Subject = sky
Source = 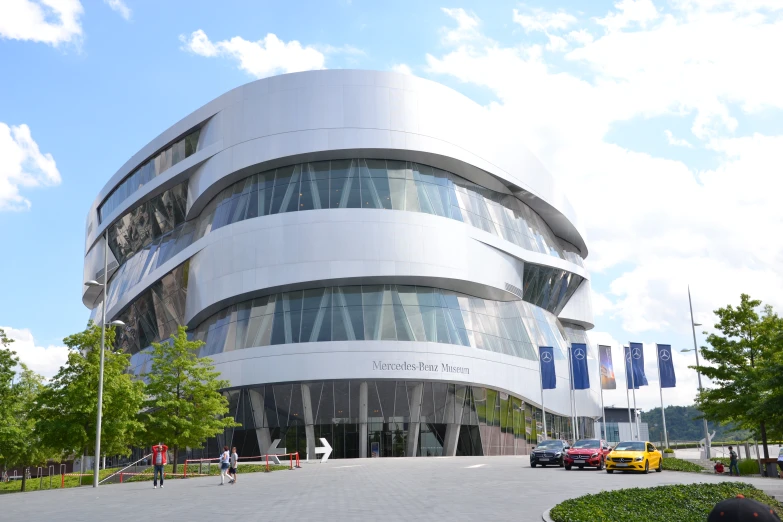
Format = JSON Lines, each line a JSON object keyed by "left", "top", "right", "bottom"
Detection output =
{"left": 1, "top": 0, "right": 782, "bottom": 411}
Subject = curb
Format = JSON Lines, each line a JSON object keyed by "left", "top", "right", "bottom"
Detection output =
{"left": 542, "top": 506, "right": 556, "bottom": 522}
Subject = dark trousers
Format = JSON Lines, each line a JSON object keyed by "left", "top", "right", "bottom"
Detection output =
{"left": 154, "top": 465, "right": 164, "bottom": 485}
{"left": 729, "top": 461, "right": 740, "bottom": 476}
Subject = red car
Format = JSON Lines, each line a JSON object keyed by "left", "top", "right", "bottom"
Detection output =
{"left": 564, "top": 439, "right": 611, "bottom": 470}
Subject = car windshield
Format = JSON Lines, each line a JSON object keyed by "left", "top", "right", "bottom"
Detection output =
{"left": 614, "top": 442, "right": 645, "bottom": 451}
{"left": 572, "top": 439, "right": 600, "bottom": 449}
{"left": 536, "top": 441, "right": 563, "bottom": 449}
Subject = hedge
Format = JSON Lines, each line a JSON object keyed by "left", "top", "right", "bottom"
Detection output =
{"left": 660, "top": 458, "right": 705, "bottom": 473}
{"left": 549, "top": 482, "right": 783, "bottom": 522}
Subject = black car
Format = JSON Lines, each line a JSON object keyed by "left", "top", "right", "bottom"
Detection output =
{"left": 530, "top": 439, "right": 570, "bottom": 467}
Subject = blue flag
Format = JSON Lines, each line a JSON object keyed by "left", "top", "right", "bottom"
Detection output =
{"left": 629, "top": 342, "right": 649, "bottom": 387}
{"left": 657, "top": 344, "right": 676, "bottom": 388}
{"left": 624, "top": 346, "right": 640, "bottom": 389}
{"left": 570, "top": 343, "right": 590, "bottom": 390}
{"left": 539, "top": 346, "right": 556, "bottom": 389}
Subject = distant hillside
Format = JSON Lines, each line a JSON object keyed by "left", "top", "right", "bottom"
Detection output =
{"left": 641, "top": 405, "right": 750, "bottom": 442}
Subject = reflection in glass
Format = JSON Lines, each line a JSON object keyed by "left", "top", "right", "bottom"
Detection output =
{"left": 190, "top": 284, "right": 584, "bottom": 362}
{"left": 99, "top": 128, "right": 200, "bottom": 221}
{"left": 102, "top": 159, "right": 586, "bottom": 307}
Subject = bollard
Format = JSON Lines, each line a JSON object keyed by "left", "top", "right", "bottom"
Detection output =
{"left": 295, "top": 452, "right": 301, "bottom": 468}
{"left": 289, "top": 453, "right": 293, "bottom": 470}
{"left": 120, "top": 473, "right": 123, "bottom": 484}
{"left": 266, "top": 454, "right": 269, "bottom": 472}
{"left": 61, "top": 473, "right": 64, "bottom": 489}
{"left": 183, "top": 461, "right": 188, "bottom": 479}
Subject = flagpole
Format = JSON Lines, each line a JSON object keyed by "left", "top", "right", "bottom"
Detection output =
{"left": 630, "top": 349, "right": 640, "bottom": 440}
{"left": 598, "top": 348, "right": 607, "bottom": 441}
{"left": 624, "top": 347, "right": 635, "bottom": 440}
{"left": 568, "top": 345, "right": 576, "bottom": 441}
{"left": 656, "top": 345, "right": 669, "bottom": 448}
{"left": 572, "top": 346, "right": 580, "bottom": 440}
{"left": 539, "top": 352, "right": 548, "bottom": 441}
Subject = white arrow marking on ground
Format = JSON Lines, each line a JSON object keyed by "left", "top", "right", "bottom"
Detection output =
{"left": 465, "top": 464, "right": 486, "bottom": 468}
{"left": 315, "top": 438, "right": 332, "bottom": 463}
{"left": 267, "top": 439, "right": 287, "bottom": 455}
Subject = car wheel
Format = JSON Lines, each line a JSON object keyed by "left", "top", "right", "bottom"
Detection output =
{"left": 656, "top": 459, "right": 663, "bottom": 473}
{"left": 564, "top": 465, "right": 572, "bottom": 470}
{"left": 559, "top": 458, "right": 565, "bottom": 467}
{"left": 531, "top": 463, "right": 536, "bottom": 468}
{"left": 597, "top": 459, "right": 604, "bottom": 471}
{"left": 644, "top": 460, "right": 649, "bottom": 474}
{"left": 606, "top": 469, "right": 613, "bottom": 474}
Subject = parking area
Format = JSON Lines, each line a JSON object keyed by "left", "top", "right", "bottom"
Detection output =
{"left": 2, "top": 456, "right": 782, "bottom": 522}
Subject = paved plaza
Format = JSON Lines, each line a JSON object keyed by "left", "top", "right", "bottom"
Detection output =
{"left": 2, "top": 457, "right": 782, "bottom": 521}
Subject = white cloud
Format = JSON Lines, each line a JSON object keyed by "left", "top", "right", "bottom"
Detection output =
{"left": 513, "top": 8, "right": 578, "bottom": 32}
{"left": 1, "top": 326, "right": 69, "bottom": 379}
{"left": 545, "top": 34, "right": 569, "bottom": 52}
{"left": 391, "top": 63, "right": 413, "bottom": 75}
{"left": 596, "top": 0, "right": 660, "bottom": 32}
{"left": 664, "top": 129, "right": 693, "bottom": 147}
{"left": 0, "top": 123, "right": 62, "bottom": 211}
{"left": 103, "top": 0, "right": 130, "bottom": 21}
{"left": 180, "top": 29, "right": 326, "bottom": 78}
{"left": 0, "top": 0, "right": 83, "bottom": 46}
{"left": 426, "top": 3, "right": 783, "bottom": 338}
{"left": 567, "top": 29, "right": 594, "bottom": 45}
{"left": 440, "top": 7, "right": 483, "bottom": 45}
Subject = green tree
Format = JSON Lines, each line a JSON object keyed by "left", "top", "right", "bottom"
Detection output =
{"left": 35, "top": 322, "right": 145, "bottom": 473}
{"left": 0, "top": 365, "right": 53, "bottom": 491}
{"left": 142, "top": 326, "right": 239, "bottom": 473}
{"left": 694, "top": 294, "right": 776, "bottom": 458}
{"left": 751, "top": 307, "right": 783, "bottom": 444}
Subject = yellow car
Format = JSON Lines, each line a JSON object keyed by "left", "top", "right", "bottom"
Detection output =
{"left": 605, "top": 440, "right": 663, "bottom": 474}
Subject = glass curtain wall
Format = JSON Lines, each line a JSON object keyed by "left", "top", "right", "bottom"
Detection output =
{"left": 190, "top": 284, "right": 581, "bottom": 364}
{"left": 99, "top": 129, "right": 200, "bottom": 221}
{"left": 209, "top": 380, "right": 587, "bottom": 460}
{"left": 100, "top": 159, "right": 586, "bottom": 311}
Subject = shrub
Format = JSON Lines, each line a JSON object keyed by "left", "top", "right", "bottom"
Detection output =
{"left": 661, "top": 458, "right": 704, "bottom": 473}
{"left": 549, "top": 482, "right": 783, "bottom": 522}
{"left": 663, "top": 448, "right": 674, "bottom": 454}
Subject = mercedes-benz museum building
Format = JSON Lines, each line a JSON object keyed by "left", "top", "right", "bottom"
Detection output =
{"left": 83, "top": 70, "right": 600, "bottom": 460}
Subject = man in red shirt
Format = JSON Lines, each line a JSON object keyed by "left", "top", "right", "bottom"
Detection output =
{"left": 151, "top": 443, "right": 168, "bottom": 489}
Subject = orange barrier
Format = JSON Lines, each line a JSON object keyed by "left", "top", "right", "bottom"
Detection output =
{"left": 183, "top": 453, "right": 302, "bottom": 477}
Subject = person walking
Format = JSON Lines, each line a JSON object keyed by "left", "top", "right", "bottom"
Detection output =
{"left": 219, "top": 446, "right": 230, "bottom": 485}
{"left": 728, "top": 445, "right": 740, "bottom": 476}
{"left": 228, "top": 447, "right": 238, "bottom": 485}
{"left": 151, "top": 442, "right": 168, "bottom": 489}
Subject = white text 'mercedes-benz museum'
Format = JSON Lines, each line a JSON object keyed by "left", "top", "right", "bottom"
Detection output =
{"left": 83, "top": 70, "right": 601, "bottom": 459}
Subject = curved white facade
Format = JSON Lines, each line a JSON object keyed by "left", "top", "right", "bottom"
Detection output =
{"left": 84, "top": 70, "right": 600, "bottom": 459}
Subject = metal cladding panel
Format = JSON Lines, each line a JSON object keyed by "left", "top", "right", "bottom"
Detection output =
{"left": 209, "top": 341, "right": 602, "bottom": 419}
{"left": 87, "top": 70, "right": 587, "bottom": 258}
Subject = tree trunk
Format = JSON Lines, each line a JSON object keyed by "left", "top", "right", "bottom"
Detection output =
{"left": 21, "top": 470, "right": 26, "bottom": 492}
{"left": 761, "top": 420, "right": 770, "bottom": 459}
{"left": 172, "top": 446, "right": 178, "bottom": 474}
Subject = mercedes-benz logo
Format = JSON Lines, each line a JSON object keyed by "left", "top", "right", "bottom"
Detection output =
{"left": 574, "top": 348, "right": 586, "bottom": 360}
{"left": 625, "top": 350, "right": 631, "bottom": 362}
{"left": 541, "top": 352, "right": 553, "bottom": 363}
{"left": 660, "top": 349, "right": 671, "bottom": 361}
{"left": 632, "top": 347, "right": 642, "bottom": 360}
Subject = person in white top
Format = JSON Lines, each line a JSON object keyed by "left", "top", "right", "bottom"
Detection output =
{"left": 219, "top": 446, "right": 230, "bottom": 485}
{"left": 777, "top": 447, "right": 783, "bottom": 478}
{"left": 228, "top": 447, "right": 238, "bottom": 485}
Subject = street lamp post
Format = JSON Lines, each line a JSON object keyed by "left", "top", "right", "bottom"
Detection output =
{"left": 85, "top": 231, "right": 125, "bottom": 488}
{"left": 685, "top": 286, "right": 711, "bottom": 459}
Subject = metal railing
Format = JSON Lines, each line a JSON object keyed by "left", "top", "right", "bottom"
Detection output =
{"left": 98, "top": 453, "right": 152, "bottom": 485}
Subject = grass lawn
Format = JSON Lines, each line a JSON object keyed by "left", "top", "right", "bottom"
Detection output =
{"left": 0, "top": 462, "right": 289, "bottom": 494}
